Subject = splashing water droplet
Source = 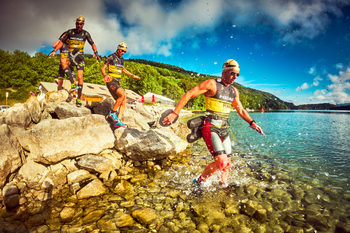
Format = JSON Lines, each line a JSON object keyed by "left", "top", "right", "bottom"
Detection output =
{"left": 232, "top": 25, "right": 236, "bottom": 27}
{"left": 214, "top": 61, "right": 217, "bottom": 65}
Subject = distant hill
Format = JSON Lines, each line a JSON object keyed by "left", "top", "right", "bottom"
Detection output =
{"left": 0, "top": 50, "right": 344, "bottom": 110}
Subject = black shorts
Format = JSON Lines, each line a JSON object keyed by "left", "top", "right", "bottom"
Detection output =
{"left": 58, "top": 63, "right": 75, "bottom": 79}
{"left": 68, "top": 51, "right": 85, "bottom": 71}
{"left": 106, "top": 78, "right": 122, "bottom": 100}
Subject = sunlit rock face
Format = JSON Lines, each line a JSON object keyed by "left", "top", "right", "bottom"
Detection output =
{"left": 29, "top": 114, "right": 115, "bottom": 164}
{"left": 114, "top": 127, "right": 188, "bottom": 161}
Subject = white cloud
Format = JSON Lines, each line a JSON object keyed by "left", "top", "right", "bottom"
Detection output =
{"left": 311, "top": 65, "right": 350, "bottom": 104}
{"left": 309, "top": 66, "right": 316, "bottom": 75}
{"left": 336, "top": 63, "right": 343, "bottom": 70}
{"left": 313, "top": 76, "right": 322, "bottom": 86}
{"left": 296, "top": 82, "right": 309, "bottom": 91}
{"left": 1, "top": 0, "right": 349, "bottom": 57}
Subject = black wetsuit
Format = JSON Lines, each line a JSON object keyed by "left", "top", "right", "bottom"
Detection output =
{"left": 104, "top": 53, "right": 124, "bottom": 100}
{"left": 60, "top": 29, "right": 95, "bottom": 71}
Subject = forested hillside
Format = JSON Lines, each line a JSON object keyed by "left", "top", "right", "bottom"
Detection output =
{"left": 0, "top": 49, "right": 289, "bottom": 110}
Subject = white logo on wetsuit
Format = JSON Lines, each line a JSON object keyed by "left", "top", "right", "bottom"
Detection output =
{"left": 219, "top": 95, "right": 234, "bottom": 101}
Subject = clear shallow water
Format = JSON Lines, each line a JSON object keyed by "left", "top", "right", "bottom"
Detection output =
{"left": 228, "top": 111, "right": 350, "bottom": 192}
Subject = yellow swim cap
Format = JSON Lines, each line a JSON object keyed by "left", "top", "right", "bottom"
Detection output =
{"left": 117, "top": 42, "right": 127, "bottom": 52}
{"left": 222, "top": 59, "right": 240, "bottom": 73}
{"left": 76, "top": 16, "right": 85, "bottom": 24}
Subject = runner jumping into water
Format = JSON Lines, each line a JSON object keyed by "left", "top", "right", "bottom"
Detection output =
{"left": 49, "top": 16, "right": 100, "bottom": 107}
{"left": 162, "top": 59, "right": 264, "bottom": 195}
{"left": 101, "top": 42, "right": 141, "bottom": 127}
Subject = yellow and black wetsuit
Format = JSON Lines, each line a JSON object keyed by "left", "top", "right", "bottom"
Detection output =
{"left": 202, "top": 80, "right": 236, "bottom": 157}
{"left": 60, "top": 29, "right": 95, "bottom": 71}
{"left": 104, "top": 53, "right": 124, "bottom": 100}
{"left": 57, "top": 31, "right": 72, "bottom": 79}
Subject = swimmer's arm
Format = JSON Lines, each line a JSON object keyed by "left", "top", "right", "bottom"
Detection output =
{"left": 122, "top": 67, "right": 141, "bottom": 80}
{"left": 101, "top": 64, "right": 111, "bottom": 82}
{"left": 232, "top": 87, "right": 264, "bottom": 135}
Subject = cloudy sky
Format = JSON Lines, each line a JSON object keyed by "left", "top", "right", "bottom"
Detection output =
{"left": 1, "top": 0, "right": 350, "bottom": 105}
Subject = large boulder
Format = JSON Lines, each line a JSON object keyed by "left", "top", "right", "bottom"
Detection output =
{"left": 114, "top": 127, "right": 188, "bottom": 161}
{"left": 93, "top": 98, "right": 114, "bottom": 116}
{"left": 121, "top": 105, "right": 157, "bottom": 131}
{"left": 1, "top": 103, "right": 31, "bottom": 128}
{"left": 8, "top": 126, "right": 32, "bottom": 151}
{"left": 0, "top": 124, "right": 23, "bottom": 188}
{"left": 55, "top": 102, "right": 91, "bottom": 119}
{"left": 24, "top": 96, "right": 42, "bottom": 123}
{"left": 77, "top": 155, "right": 114, "bottom": 173}
{"left": 17, "top": 160, "right": 49, "bottom": 189}
{"left": 29, "top": 114, "right": 115, "bottom": 164}
{"left": 76, "top": 179, "right": 108, "bottom": 199}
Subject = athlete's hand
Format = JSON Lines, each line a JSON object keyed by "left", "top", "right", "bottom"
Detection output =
{"left": 162, "top": 112, "right": 177, "bottom": 125}
{"left": 250, "top": 123, "right": 265, "bottom": 135}
{"left": 48, "top": 50, "right": 56, "bottom": 58}
{"left": 103, "top": 75, "right": 112, "bottom": 82}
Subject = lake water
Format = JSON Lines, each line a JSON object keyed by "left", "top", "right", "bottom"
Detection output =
{"left": 228, "top": 111, "right": 350, "bottom": 193}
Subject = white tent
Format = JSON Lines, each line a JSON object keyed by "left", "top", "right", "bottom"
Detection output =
{"left": 139, "top": 92, "right": 175, "bottom": 106}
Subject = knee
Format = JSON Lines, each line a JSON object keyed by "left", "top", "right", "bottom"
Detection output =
{"left": 61, "top": 58, "right": 69, "bottom": 66}
{"left": 215, "top": 158, "right": 230, "bottom": 170}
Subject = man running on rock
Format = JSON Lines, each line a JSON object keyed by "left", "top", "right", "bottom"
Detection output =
{"left": 101, "top": 42, "right": 141, "bottom": 127}
{"left": 51, "top": 32, "right": 77, "bottom": 91}
{"left": 162, "top": 59, "right": 264, "bottom": 194}
{"left": 49, "top": 16, "right": 100, "bottom": 107}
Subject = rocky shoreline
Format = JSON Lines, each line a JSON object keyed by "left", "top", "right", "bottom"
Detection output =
{"left": 1, "top": 91, "right": 350, "bottom": 233}
{"left": 0, "top": 90, "right": 194, "bottom": 232}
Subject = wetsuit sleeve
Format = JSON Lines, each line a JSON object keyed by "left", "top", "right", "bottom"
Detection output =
{"left": 86, "top": 32, "right": 95, "bottom": 46}
{"left": 104, "top": 55, "right": 112, "bottom": 65}
{"left": 60, "top": 30, "right": 70, "bottom": 42}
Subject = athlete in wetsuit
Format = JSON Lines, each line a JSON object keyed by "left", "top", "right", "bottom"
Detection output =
{"left": 162, "top": 59, "right": 264, "bottom": 193}
{"left": 51, "top": 32, "right": 77, "bottom": 91}
{"left": 49, "top": 16, "right": 100, "bottom": 107}
{"left": 101, "top": 42, "right": 141, "bottom": 127}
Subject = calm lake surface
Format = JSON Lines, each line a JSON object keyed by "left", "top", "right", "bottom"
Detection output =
{"left": 227, "top": 111, "right": 350, "bottom": 193}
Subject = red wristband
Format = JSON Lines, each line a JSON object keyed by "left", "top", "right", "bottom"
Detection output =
{"left": 171, "top": 110, "right": 178, "bottom": 116}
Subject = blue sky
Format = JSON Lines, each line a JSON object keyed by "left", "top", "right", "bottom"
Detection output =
{"left": 1, "top": 0, "right": 350, "bottom": 105}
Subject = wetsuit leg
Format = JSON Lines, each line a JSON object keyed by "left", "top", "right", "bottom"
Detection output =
{"left": 202, "top": 120, "right": 226, "bottom": 156}
{"left": 64, "top": 66, "right": 75, "bottom": 84}
{"left": 77, "top": 84, "right": 83, "bottom": 100}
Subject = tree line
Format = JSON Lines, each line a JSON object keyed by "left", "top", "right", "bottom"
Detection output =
{"left": 0, "top": 49, "right": 289, "bottom": 110}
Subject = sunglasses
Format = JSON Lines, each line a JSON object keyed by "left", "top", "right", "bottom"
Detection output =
{"left": 76, "top": 22, "right": 84, "bottom": 25}
{"left": 230, "top": 71, "right": 239, "bottom": 76}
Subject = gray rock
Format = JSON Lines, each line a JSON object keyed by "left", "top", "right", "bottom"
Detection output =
{"left": 60, "top": 207, "right": 75, "bottom": 222}
{"left": 120, "top": 104, "right": 160, "bottom": 130}
{"left": 67, "top": 170, "right": 92, "bottom": 185}
{"left": 45, "top": 90, "right": 69, "bottom": 103}
{"left": 4, "top": 194, "right": 19, "bottom": 209}
{"left": 2, "top": 184, "right": 19, "bottom": 197}
{"left": 93, "top": 98, "right": 114, "bottom": 116}
{"left": 132, "top": 208, "right": 158, "bottom": 225}
{"left": 40, "top": 110, "right": 52, "bottom": 121}
{"left": 113, "top": 212, "right": 134, "bottom": 227}
{"left": 0, "top": 124, "right": 23, "bottom": 188}
{"left": 18, "top": 160, "right": 48, "bottom": 188}
{"left": 114, "top": 127, "right": 188, "bottom": 161}
{"left": 8, "top": 126, "right": 32, "bottom": 151}
{"left": 77, "top": 155, "right": 114, "bottom": 173}
{"left": 29, "top": 114, "right": 115, "bottom": 164}
{"left": 25, "top": 96, "right": 42, "bottom": 123}
{"left": 82, "top": 209, "right": 105, "bottom": 224}
{"left": 76, "top": 179, "right": 107, "bottom": 199}
{"left": 55, "top": 102, "right": 91, "bottom": 119}
{"left": 1, "top": 103, "right": 31, "bottom": 128}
